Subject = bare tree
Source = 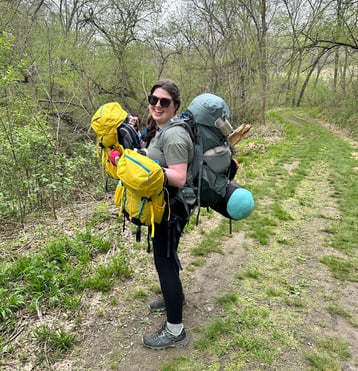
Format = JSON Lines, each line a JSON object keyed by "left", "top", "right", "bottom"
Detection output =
{"left": 235, "top": 0, "right": 272, "bottom": 124}
{"left": 82, "top": 0, "right": 159, "bottom": 106}
{"left": 279, "top": 0, "right": 357, "bottom": 106}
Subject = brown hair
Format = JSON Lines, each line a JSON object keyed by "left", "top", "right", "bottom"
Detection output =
{"left": 144, "top": 79, "right": 181, "bottom": 144}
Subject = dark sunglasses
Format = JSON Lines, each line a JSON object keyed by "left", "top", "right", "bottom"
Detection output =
{"left": 148, "top": 95, "right": 172, "bottom": 108}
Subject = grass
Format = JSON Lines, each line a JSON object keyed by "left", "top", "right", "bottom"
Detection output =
{"left": 0, "top": 232, "right": 130, "bottom": 310}
{"left": 33, "top": 324, "right": 76, "bottom": 351}
{"left": 320, "top": 255, "right": 358, "bottom": 282}
{"left": 327, "top": 303, "right": 358, "bottom": 327}
{"left": 306, "top": 337, "right": 351, "bottom": 370}
{"left": 0, "top": 205, "right": 133, "bottom": 354}
{"left": 194, "top": 303, "right": 284, "bottom": 365}
{"left": 1, "top": 110, "right": 357, "bottom": 369}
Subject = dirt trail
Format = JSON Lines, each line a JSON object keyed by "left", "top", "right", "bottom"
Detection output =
{"left": 54, "top": 213, "right": 251, "bottom": 370}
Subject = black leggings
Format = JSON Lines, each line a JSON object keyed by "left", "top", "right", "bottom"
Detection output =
{"left": 152, "top": 204, "right": 187, "bottom": 324}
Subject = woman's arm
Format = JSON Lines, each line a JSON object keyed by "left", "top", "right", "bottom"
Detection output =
{"left": 164, "top": 162, "right": 188, "bottom": 188}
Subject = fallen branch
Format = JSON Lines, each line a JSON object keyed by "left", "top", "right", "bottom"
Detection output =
{"left": 228, "top": 123, "right": 252, "bottom": 146}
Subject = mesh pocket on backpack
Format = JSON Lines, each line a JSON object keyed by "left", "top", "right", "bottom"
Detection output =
{"left": 202, "top": 145, "right": 231, "bottom": 173}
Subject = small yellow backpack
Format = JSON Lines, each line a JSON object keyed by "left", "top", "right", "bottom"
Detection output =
{"left": 91, "top": 102, "right": 141, "bottom": 179}
{"left": 114, "top": 149, "right": 168, "bottom": 238}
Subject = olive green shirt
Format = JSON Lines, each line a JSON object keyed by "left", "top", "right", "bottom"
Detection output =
{"left": 147, "top": 124, "right": 194, "bottom": 184}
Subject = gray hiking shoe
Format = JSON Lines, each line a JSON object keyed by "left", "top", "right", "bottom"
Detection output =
{"left": 142, "top": 324, "right": 188, "bottom": 350}
{"left": 149, "top": 296, "right": 186, "bottom": 313}
{"left": 149, "top": 297, "right": 166, "bottom": 312}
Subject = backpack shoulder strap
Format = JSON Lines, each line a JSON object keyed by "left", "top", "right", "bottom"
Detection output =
{"left": 157, "top": 117, "right": 196, "bottom": 185}
{"left": 157, "top": 117, "right": 195, "bottom": 150}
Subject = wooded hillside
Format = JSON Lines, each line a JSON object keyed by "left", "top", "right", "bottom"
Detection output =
{"left": 1, "top": 0, "right": 357, "bottom": 223}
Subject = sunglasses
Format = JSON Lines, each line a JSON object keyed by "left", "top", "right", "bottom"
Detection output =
{"left": 148, "top": 95, "right": 172, "bottom": 108}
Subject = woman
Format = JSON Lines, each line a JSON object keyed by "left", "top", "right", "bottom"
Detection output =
{"left": 141, "top": 79, "right": 194, "bottom": 349}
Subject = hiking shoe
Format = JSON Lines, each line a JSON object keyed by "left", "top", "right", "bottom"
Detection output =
{"left": 142, "top": 324, "right": 188, "bottom": 350}
{"left": 149, "top": 297, "right": 166, "bottom": 312}
{"left": 149, "top": 296, "right": 186, "bottom": 313}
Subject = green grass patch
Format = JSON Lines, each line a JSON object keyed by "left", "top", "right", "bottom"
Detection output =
{"left": 88, "top": 202, "right": 113, "bottom": 225}
{"left": 193, "top": 304, "right": 286, "bottom": 366}
{"left": 327, "top": 303, "right": 357, "bottom": 327}
{"left": 306, "top": 336, "right": 350, "bottom": 370}
{"left": 33, "top": 324, "right": 76, "bottom": 351}
{"left": 0, "top": 230, "right": 132, "bottom": 338}
{"left": 217, "top": 292, "right": 239, "bottom": 310}
{"left": 189, "top": 257, "right": 206, "bottom": 268}
{"left": 190, "top": 219, "right": 228, "bottom": 256}
{"left": 236, "top": 268, "right": 262, "bottom": 280}
{"left": 84, "top": 252, "right": 132, "bottom": 291}
{"left": 127, "top": 287, "right": 148, "bottom": 301}
{"left": 320, "top": 255, "right": 358, "bottom": 282}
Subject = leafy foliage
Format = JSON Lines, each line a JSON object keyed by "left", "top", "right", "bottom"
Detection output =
{"left": 0, "top": 229, "right": 132, "bottom": 337}
{"left": 0, "top": 32, "right": 101, "bottom": 223}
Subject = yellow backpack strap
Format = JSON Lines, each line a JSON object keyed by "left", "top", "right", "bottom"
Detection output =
{"left": 149, "top": 203, "right": 155, "bottom": 238}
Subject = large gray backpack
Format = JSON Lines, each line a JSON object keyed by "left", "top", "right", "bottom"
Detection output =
{"left": 186, "top": 93, "right": 233, "bottom": 208}
{"left": 160, "top": 93, "right": 236, "bottom": 218}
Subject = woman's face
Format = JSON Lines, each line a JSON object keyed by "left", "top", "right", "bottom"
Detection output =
{"left": 148, "top": 87, "right": 178, "bottom": 126}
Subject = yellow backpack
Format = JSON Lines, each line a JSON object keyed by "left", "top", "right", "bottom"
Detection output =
{"left": 91, "top": 102, "right": 141, "bottom": 179}
{"left": 114, "top": 149, "right": 168, "bottom": 238}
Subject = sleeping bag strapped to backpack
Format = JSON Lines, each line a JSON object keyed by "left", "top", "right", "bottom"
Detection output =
{"left": 91, "top": 102, "right": 141, "bottom": 179}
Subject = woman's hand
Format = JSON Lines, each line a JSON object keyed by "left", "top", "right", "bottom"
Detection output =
{"left": 134, "top": 148, "right": 148, "bottom": 156}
